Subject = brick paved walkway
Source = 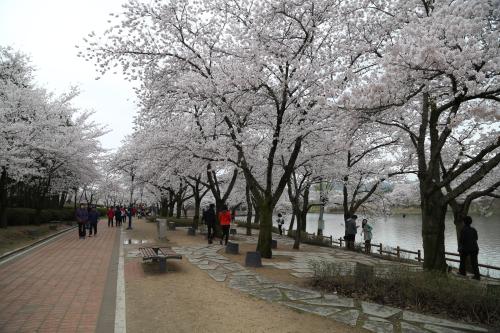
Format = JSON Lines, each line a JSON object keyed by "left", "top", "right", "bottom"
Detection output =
{"left": 0, "top": 222, "right": 119, "bottom": 333}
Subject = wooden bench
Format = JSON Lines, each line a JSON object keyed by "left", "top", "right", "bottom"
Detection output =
{"left": 139, "top": 247, "right": 182, "bottom": 272}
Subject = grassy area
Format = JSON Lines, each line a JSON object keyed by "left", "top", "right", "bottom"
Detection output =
{"left": 0, "top": 223, "right": 72, "bottom": 256}
{"left": 309, "top": 260, "right": 500, "bottom": 327}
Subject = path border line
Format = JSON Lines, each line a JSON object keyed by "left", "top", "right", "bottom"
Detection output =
{"left": 114, "top": 229, "right": 127, "bottom": 333}
{"left": 0, "top": 226, "right": 77, "bottom": 265}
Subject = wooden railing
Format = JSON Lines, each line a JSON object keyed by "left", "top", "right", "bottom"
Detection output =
{"left": 299, "top": 231, "right": 499, "bottom": 273}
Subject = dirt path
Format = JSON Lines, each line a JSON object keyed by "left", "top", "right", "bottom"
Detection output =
{"left": 123, "top": 220, "right": 364, "bottom": 333}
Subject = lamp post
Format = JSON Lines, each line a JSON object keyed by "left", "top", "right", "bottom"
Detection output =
{"left": 127, "top": 170, "right": 135, "bottom": 230}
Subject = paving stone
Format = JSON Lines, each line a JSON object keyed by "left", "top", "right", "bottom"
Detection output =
{"left": 207, "top": 271, "right": 227, "bottom": 282}
{"left": 229, "top": 283, "right": 263, "bottom": 293}
{"left": 187, "top": 258, "right": 203, "bottom": 263}
{"left": 282, "top": 289, "right": 322, "bottom": 301}
{"left": 232, "top": 270, "right": 256, "bottom": 276}
{"left": 186, "top": 254, "right": 205, "bottom": 259}
{"left": 248, "top": 288, "right": 283, "bottom": 302}
{"left": 361, "top": 301, "right": 401, "bottom": 319}
{"left": 423, "top": 324, "right": 467, "bottom": 333}
{"left": 401, "top": 322, "right": 429, "bottom": 333}
{"left": 290, "top": 272, "right": 314, "bottom": 278}
{"left": 210, "top": 258, "right": 232, "bottom": 264}
{"left": 363, "top": 317, "right": 394, "bottom": 333}
{"left": 255, "top": 275, "right": 275, "bottom": 284}
{"left": 329, "top": 309, "right": 360, "bottom": 326}
{"left": 402, "top": 311, "right": 488, "bottom": 332}
{"left": 280, "top": 302, "right": 341, "bottom": 317}
{"left": 276, "top": 283, "right": 316, "bottom": 293}
{"left": 304, "top": 296, "right": 354, "bottom": 308}
{"left": 223, "top": 263, "right": 245, "bottom": 272}
{"left": 292, "top": 268, "right": 314, "bottom": 273}
{"left": 197, "top": 263, "right": 219, "bottom": 270}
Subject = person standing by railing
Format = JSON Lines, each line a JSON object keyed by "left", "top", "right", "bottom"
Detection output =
{"left": 458, "top": 216, "right": 480, "bottom": 280}
{"left": 345, "top": 215, "right": 358, "bottom": 250}
{"left": 361, "top": 219, "right": 372, "bottom": 254}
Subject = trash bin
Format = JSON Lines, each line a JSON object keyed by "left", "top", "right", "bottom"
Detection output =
{"left": 157, "top": 218, "right": 167, "bottom": 241}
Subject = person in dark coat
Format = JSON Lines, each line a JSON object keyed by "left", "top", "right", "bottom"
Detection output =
{"left": 75, "top": 203, "right": 88, "bottom": 239}
{"left": 203, "top": 204, "right": 216, "bottom": 244}
{"left": 115, "top": 206, "right": 121, "bottom": 226}
{"left": 458, "top": 216, "right": 480, "bottom": 280}
{"left": 88, "top": 206, "right": 99, "bottom": 237}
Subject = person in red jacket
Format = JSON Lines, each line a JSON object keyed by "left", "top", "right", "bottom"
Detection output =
{"left": 107, "top": 207, "right": 115, "bottom": 227}
{"left": 218, "top": 205, "right": 231, "bottom": 245}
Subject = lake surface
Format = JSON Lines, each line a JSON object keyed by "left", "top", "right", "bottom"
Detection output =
{"left": 274, "top": 212, "right": 500, "bottom": 277}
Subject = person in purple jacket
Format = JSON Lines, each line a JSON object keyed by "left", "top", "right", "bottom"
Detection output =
{"left": 75, "top": 203, "right": 88, "bottom": 239}
{"left": 88, "top": 206, "right": 99, "bottom": 237}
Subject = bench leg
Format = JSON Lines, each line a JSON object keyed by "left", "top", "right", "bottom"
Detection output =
{"left": 159, "top": 258, "right": 167, "bottom": 273}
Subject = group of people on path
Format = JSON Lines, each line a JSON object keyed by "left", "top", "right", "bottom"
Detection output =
{"left": 201, "top": 204, "right": 232, "bottom": 245}
{"left": 75, "top": 203, "right": 100, "bottom": 239}
{"left": 106, "top": 206, "right": 136, "bottom": 229}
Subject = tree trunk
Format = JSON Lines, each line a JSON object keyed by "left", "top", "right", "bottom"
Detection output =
{"left": 160, "top": 196, "right": 169, "bottom": 217}
{"left": 0, "top": 167, "right": 8, "bottom": 228}
{"left": 287, "top": 213, "right": 295, "bottom": 235}
{"left": 168, "top": 191, "right": 175, "bottom": 217}
{"left": 293, "top": 209, "right": 301, "bottom": 249}
{"left": 193, "top": 196, "right": 201, "bottom": 229}
{"left": 245, "top": 184, "right": 252, "bottom": 236}
{"left": 256, "top": 197, "right": 273, "bottom": 258}
{"left": 176, "top": 198, "right": 182, "bottom": 218}
{"left": 253, "top": 201, "right": 260, "bottom": 225}
{"left": 300, "top": 216, "right": 307, "bottom": 232}
{"left": 421, "top": 187, "right": 448, "bottom": 271}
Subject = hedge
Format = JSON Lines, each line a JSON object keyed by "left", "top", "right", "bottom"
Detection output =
{"left": 5, "top": 207, "right": 106, "bottom": 226}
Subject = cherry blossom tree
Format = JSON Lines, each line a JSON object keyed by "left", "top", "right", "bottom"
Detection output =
{"left": 341, "top": 0, "right": 500, "bottom": 270}
{"left": 82, "top": 0, "right": 372, "bottom": 257}
{"left": 1, "top": 46, "right": 106, "bottom": 227}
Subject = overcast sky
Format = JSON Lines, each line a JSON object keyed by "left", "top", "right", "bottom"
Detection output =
{"left": 0, "top": 0, "right": 138, "bottom": 151}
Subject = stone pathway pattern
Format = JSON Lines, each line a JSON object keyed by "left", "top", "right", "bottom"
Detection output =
{"left": 172, "top": 230, "right": 490, "bottom": 333}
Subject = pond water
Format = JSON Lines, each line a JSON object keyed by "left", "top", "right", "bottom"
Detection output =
{"left": 274, "top": 212, "right": 500, "bottom": 277}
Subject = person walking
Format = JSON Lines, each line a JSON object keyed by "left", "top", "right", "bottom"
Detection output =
{"left": 345, "top": 214, "right": 358, "bottom": 250}
{"left": 114, "top": 206, "right": 121, "bottom": 226}
{"left": 276, "top": 213, "right": 285, "bottom": 236}
{"left": 218, "top": 205, "right": 231, "bottom": 245}
{"left": 361, "top": 218, "right": 373, "bottom": 253}
{"left": 126, "top": 206, "right": 133, "bottom": 230}
{"left": 203, "top": 204, "right": 216, "bottom": 244}
{"left": 88, "top": 206, "right": 99, "bottom": 237}
{"left": 107, "top": 207, "right": 115, "bottom": 227}
{"left": 120, "top": 207, "right": 127, "bottom": 227}
{"left": 458, "top": 216, "right": 480, "bottom": 280}
{"left": 75, "top": 203, "right": 88, "bottom": 239}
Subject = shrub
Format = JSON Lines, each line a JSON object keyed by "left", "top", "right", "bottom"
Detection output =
{"left": 96, "top": 207, "right": 107, "bottom": 217}
{"left": 309, "top": 260, "right": 500, "bottom": 327}
{"left": 166, "top": 217, "right": 195, "bottom": 227}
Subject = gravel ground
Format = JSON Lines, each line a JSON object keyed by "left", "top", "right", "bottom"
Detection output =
{"left": 123, "top": 219, "right": 365, "bottom": 333}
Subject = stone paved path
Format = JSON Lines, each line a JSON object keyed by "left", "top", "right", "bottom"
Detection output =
{"left": 0, "top": 223, "right": 118, "bottom": 333}
{"left": 173, "top": 239, "right": 490, "bottom": 333}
